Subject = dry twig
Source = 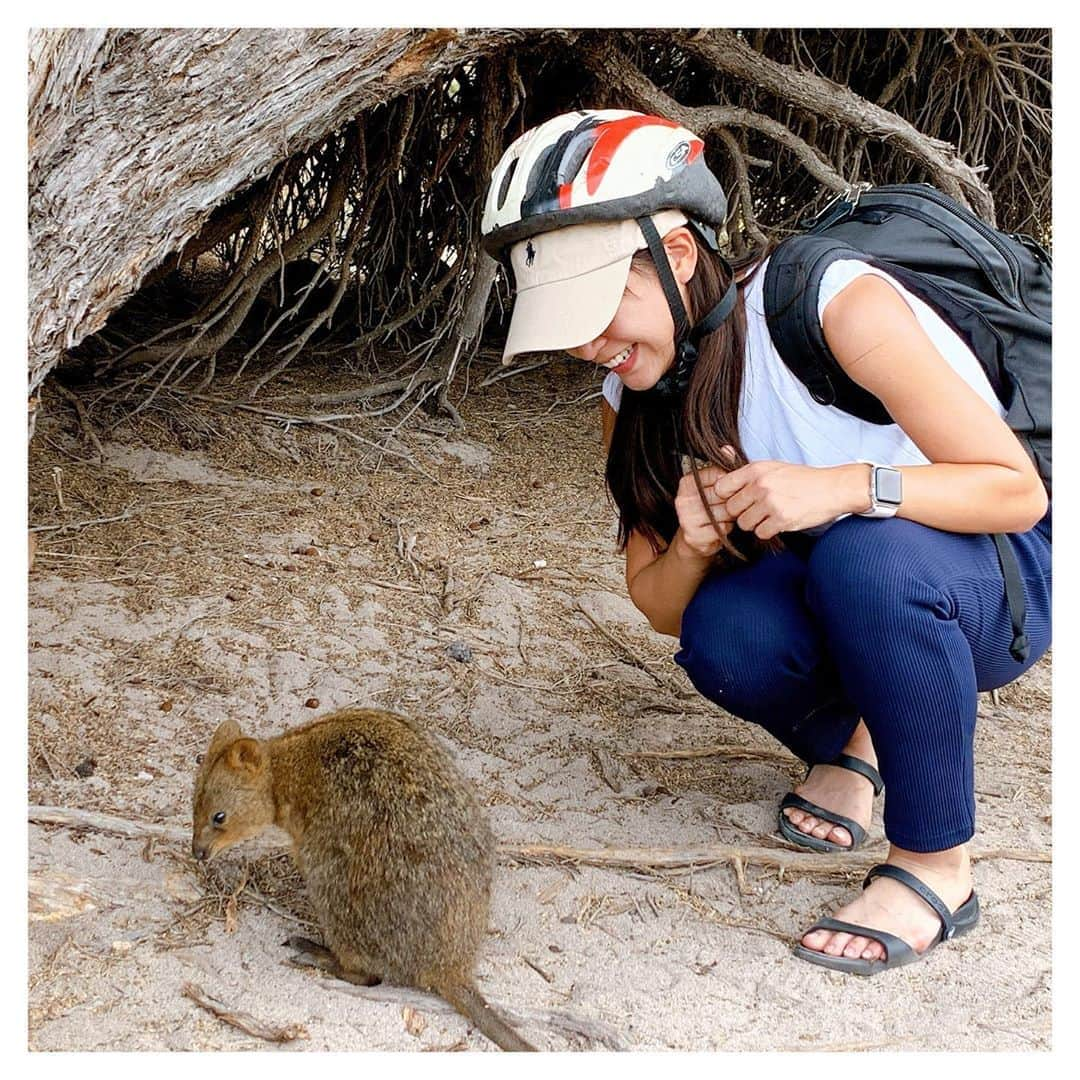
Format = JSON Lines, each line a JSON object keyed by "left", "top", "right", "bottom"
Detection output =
{"left": 182, "top": 981, "right": 309, "bottom": 1043}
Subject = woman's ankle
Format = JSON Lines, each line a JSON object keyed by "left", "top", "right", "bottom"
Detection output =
{"left": 887, "top": 842, "right": 972, "bottom": 883}
{"left": 841, "top": 718, "right": 876, "bottom": 765}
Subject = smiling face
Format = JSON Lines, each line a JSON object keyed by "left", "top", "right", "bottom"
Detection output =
{"left": 565, "top": 226, "right": 698, "bottom": 391}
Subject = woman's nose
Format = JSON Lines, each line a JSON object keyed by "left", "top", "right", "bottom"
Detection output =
{"left": 567, "top": 335, "right": 606, "bottom": 363}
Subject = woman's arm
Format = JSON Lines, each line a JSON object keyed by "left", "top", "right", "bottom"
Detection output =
{"left": 625, "top": 527, "right": 714, "bottom": 638}
{"left": 821, "top": 273, "right": 1047, "bottom": 533}
{"left": 602, "top": 399, "right": 723, "bottom": 637}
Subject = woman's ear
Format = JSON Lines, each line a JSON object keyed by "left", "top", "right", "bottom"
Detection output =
{"left": 663, "top": 227, "right": 699, "bottom": 285}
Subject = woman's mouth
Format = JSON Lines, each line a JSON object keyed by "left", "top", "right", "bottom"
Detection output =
{"left": 602, "top": 345, "right": 637, "bottom": 376}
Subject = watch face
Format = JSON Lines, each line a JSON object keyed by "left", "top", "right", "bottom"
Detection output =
{"left": 875, "top": 467, "right": 903, "bottom": 505}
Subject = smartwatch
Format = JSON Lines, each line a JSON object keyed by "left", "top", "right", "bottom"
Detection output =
{"left": 856, "top": 461, "right": 903, "bottom": 518}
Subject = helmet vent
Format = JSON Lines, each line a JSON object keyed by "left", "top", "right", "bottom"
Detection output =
{"left": 559, "top": 130, "right": 597, "bottom": 187}
{"left": 496, "top": 156, "right": 518, "bottom": 211}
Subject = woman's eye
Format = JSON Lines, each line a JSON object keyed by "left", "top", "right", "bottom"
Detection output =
{"left": 213, "top": 811, "right": 226, "bottom": 826}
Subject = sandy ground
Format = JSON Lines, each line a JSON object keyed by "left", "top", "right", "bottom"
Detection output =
{"left": 27, "top": 355, "right": 1052, "bottom": 1052}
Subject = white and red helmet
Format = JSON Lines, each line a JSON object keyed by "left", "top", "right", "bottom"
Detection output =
{"left": 481, "top": 109, "right": 728, "bottom": 256}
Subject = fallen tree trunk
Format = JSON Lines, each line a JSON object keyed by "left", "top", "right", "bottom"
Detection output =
{"left": 28, "top": 29, "right": 1047, "bottom": 435}
{"left": 27, "top": 28, "right": 541, "bottom": 420}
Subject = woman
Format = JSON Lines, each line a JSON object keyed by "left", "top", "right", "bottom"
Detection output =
{"left": 480, "top": 109, "right": 1051, "bottom": 974}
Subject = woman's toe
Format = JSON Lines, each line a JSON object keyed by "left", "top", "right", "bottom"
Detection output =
{"left": 801, "top": 928, "right": 831, "bottom": 950}
{"left": 843, "top": 935, "right": 870, "bottom": 958}
{"left": 827, "top": 824, "right": 852, "bottom": 847}
{"left": 862, "top": 941, "right": 885, "bottom": 961}
{"left": 809, "top": 819, "right": 835, "bottom": 840}
{"left": 823, "top": 932, "right": 853, "bottom": 956}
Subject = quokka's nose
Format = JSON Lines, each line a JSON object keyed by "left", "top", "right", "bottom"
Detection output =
{"left": 192, "top": 842, "right": 208, "bottom": 861}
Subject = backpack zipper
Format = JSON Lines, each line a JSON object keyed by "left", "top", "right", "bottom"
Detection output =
{"left": 865, "top": 183, "right": 1022, "bottom": 297}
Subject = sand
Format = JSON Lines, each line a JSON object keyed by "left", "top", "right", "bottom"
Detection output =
{"left": 27, "top": 357, "right": 1052, "bottom": 1052}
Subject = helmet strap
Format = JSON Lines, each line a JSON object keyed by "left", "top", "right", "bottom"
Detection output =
{"left": 636, "top": 215, "right": 738, "bottom": 401}
{"left": 637, "top": 215, "right": 691, "bottom": 343}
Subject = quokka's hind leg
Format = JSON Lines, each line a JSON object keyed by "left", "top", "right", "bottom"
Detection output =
{"left": 283, "top": 935, "right": 381, "bottom": 987}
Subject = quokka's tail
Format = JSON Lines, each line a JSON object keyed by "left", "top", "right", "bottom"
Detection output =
{"left": 438, "top": 980, "right": 537, "bottom": 1052}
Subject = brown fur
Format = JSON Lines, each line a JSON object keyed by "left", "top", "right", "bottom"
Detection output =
{"left": 192, "top": 708, "right": 535, "bottom": 1051}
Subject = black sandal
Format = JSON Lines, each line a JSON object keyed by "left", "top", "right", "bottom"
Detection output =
{"left": 778, "top": 753, "right": 883, "bottom": 852}
{"left": 794, "top": 863, "right": 980, "bottom": 975}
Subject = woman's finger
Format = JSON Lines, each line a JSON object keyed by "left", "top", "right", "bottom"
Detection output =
{"left": 681, "top": 502, "right": 734, "bottom": 529}
{"left": 736, "top": 503, "right": 769, "bottom": 534}
{"left": 678, "top": 473, "right": 728, "bottom": 502}
{"left": 754, "top": 515, "right": 783, "bottom": 540}
{"left": 723, "top": 486, "right": 757, "bottom": 520}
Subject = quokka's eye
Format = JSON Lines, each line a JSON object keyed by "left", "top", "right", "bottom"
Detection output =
{"left": 213, "top": 811, "right": 226, "bottom": 825}
{"left": 196, "top": 754, "right": 204, "bottom": 765}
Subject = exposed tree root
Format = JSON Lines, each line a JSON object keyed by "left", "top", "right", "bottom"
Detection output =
{"left": 65, "top": 29, "right": 1047, "bottom": 422}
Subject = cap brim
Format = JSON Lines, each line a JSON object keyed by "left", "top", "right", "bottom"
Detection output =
{"left": 501, "top": 254, "right": 632, "bottom": 364}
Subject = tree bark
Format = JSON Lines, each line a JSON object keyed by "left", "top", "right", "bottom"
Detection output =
{"left": 27, "top": 28, "right": 537, "bottom": 411}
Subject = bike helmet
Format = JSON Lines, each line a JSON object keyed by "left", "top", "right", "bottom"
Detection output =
{"left": 481, "top": 110, "right": 736, "bottom": 383}
{"left": 482, "top": 109, "right": 725, "bottom": 253}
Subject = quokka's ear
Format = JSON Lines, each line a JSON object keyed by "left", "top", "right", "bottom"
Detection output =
{"left": 206, "top": 720, "right": 242, "bottom": 759}
{"left": 225, "top": 737, "right": 265, "bottom": 776}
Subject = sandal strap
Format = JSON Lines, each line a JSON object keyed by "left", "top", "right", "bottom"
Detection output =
{"left": 779, "top": 793, "right": 868, "bottom": 846}
{"left": 862, "top": 863, "right": 957, "bottom": 941}
{"left": 831, "top": 753, "right": 884, "bottom": 795}
{"left": 802, "top": 754, "right": 884, "bottom": 795}
{"left": 802, "top": 917, "right": 917, "bottom": 964}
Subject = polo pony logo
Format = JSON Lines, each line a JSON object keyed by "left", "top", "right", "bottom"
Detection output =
{"left": 525, "top": 241, "right": 536, "bottom": 267}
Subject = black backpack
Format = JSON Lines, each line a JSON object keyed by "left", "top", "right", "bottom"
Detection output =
{"left": 762, "top": 182, "right": 1052, "bottom": 662}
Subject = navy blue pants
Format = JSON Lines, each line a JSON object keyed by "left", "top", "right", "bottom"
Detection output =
{"left": 675, "top": 510, "right": 1052, "bottom": 852}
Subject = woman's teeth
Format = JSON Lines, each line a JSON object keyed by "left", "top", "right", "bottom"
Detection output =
{"left": 603, "top": 346, "right": 633, "bottom": 370}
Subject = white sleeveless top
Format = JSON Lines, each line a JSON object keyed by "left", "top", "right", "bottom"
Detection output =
{"left": 601, "top": 259, "right": 1005, "bottom": 471}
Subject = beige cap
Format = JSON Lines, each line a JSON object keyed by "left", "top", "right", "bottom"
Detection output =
{"left": 501, "top": 208, "right": 689, "bottom": 364}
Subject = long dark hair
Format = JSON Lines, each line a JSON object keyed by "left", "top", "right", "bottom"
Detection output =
{"left": 605, "top": 235, "right": 776, "bottom": 563}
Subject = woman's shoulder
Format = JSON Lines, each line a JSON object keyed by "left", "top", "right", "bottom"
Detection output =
{"left": 815, "top": 258, "right": 906, "bottom": 323}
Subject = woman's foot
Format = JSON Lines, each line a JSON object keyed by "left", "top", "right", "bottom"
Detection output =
{"left": 783, "top": 720, "right": 878, "bottom": 848}
{"left": 799, "top": 845, "right": 975, "bottom": 961}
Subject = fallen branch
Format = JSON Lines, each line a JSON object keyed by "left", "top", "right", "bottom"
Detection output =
{"left": 182, "top": 981, "right": 309, "bottom": 1043}
{"left": 30, "top": 506, "right": 141, "bottom": 536}
{"left": 499, "top": 841, "right": 1051, "bottom": 876}
{"left": 51, "top": 381, "right": 105, "bottom": 462}
{"left": 29, "top": 805, "right": 189, "bottom": 843}
{"left": 626, "top": 743, "right": 799, "bottom": 766}
{"left": 29, "top": 870, "right": 108, "bottom": 922}
{"left": 29, "top": 806, "right": 1051, "bottom": 878}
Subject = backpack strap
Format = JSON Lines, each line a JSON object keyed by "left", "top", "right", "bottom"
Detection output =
{"left": 990, "top": 533, "right": 1031, "bottom": 663}
{"left": 763, "top": 235, "right": 892, "bottom": 425}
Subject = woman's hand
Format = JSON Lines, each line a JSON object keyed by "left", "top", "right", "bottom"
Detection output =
{"left": 714, "top": 458, "right": 867, "bottom": 540}
{"left": 672, "top": 465, "right": 736, "bottom": 559}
